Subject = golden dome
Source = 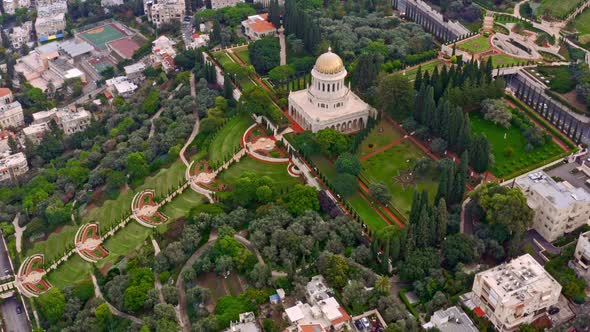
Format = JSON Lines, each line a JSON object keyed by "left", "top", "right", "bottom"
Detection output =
{"left": 314, "top": 48, "right": 344, "bottom": 75}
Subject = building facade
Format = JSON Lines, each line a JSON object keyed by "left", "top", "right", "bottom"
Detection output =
{"left": 288, "top": 48, "right": 372, "bottom": 133}
{"left": 210, "top": 0, "right": 243, "bottom": 9}
{"left": 9, "top": 22, "right": 33, "bottom": 49}
{"left": 56, "top": 107, "right": 91, "bottom": 135}
{"left": 144, "top": 0, "right": 185, "bottom": 27}
{"left": 151, "top": 35, "right": 177, "bottom": 72}
{"left": 3, "top": 0, "right": 30, "bottom": 14}
{"left": 422, "top": 306, "right": 478, "bottom": 332}
{"left": 0, "top": 101, "right": 24, "bottom": 129}
{"left": 574, "top": 230, "right": 590, "bottom": 269}
{"left": 0, "top": 88, "right": 14, "bottom": 105}
{"left": 515, "top": 171, "right": 590, "bottom": 242}
{"left": 0, "top": 152, "right": 28, "bottom": 182}
{"left": 472, "top": 254, "right": 561, "bottom": 331}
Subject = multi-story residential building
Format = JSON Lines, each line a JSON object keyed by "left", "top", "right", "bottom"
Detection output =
{"left": 35, "top": 0, "right": 67, "bottom": 38}
{"left": 0, "top": 88, "right": 14, "bottom": 105}
{"left": 253, "top": 0, "right": 283, "bottom": 6}
{"left": 124, "top": 62, "right": 146, "bottom": 82}
{"left": 0, "top": 101, "right": 24, "bottom": 129}
{"left": 515, "top": 171, "right": 590, "bottom": 242}
{"left": 225, "top": 312, "right": 260, "bottom": 332}
{"left": 105, "top": 76, "right": 138, "bottom": 97}
{"left": 9, "top": 21, "right": 33, "bottom": 49}
{"left": 422, "top": 306, "right": 478, "bottom": 332}
{"left": 101, "top": 0, "right": 123, "bottom": 7}
{"left": 471, "top": 254, "right": 561, "bottom": 332}
{"left": 241, "top": 14, "right": 276, "bottom": 40}
{"left": 210, "top": 0, "right": 243, "bottom": 9}
{"left": 23, "top": 122, "right": 49, "bottom": 144}
{"left": 151, "top": 35, "right": 176, "bottom": 72}
{"left": 0, "top": 130, "right": 16, "bottom": 156}
{"left": 144, "top": 0, "right": 185, "bottom": 27}
{"left": 0, "top": 152, "right": 28, "bottom": 182}
{"left": 3, "top": 0, "right": 30, "bottom": 14}
{"left": 55, "top": 107, "right": 91, "bottom": 135}
{"left": 574, "top": 230, "right": 590, "bottom": 269}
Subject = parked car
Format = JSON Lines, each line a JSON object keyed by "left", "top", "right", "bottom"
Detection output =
{"left": 361, "top": 317, "right": 371, "bottom": 329}
{"left": 354, "top": 320, "right": 364, "bottom": 331}
{"left": 548, "top": 307, "right": 560, "bottom": 315}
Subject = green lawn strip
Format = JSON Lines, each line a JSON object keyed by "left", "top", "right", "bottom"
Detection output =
{"left": 539, "top": 0, "right": 582, "bottom": 18}
{"left": 469, "top": 111, "right": 564, "bottom": 178}
{"left": 209, "top": 115, "right": 253, "bottom": 165}
{"left": 457, "top": 35, "right": 491, "bottom": 53}
{"left": 234, "top": 48, "right": 251, "bottom": 65}
{"left": 574, "top": 7, "right": 590, "bottom": 35}
{"left": 399, "top": 60, "right": 443, "bottom": 80}
{"left": 27, "top": 225, "right": 77, "bottom": 263}
{"left": 217, "top": 156, "right": 301, "bottom": 192}
{"left": 46, "top": 255, "right": 93, "bottom": 289}
{"left": 360, "top": 140, "right": 438, "bottom": 218}
{"left": 212, "top": 51, "right": 236, "bottom": 68}
{"left": 486, "top": 54, "right": 529, "bottom": 68}
{"left": 347, "top": 194, "right": 390, "bottom": 232}
{"left": 97, "top": 222, "right": 152, "bottom": 270}
{"left": 356, "top": 120, "right": 403, "bottom": 157}
{"left": 161, "top": 189, "right": 205, "bottom": 220}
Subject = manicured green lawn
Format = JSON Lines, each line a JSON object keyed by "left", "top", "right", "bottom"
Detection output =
{"left": 528, "top": 66, "right": 576, "bottom": 93}
{"left": 46, "top": 255, "right": 93, "bottom": 289}
{"left": 97, "top": 222, "right": 152, "bottom": 270}
{"left": 457, "top": 35, "right": 492, "bottom": 53}
{"left": 213, "top": 51, "right": 236, "bottom": 68}
{"left": 399, "top": 60, "right": 444, "bottom": 80}
{"left": 360, "top": 140, "right": 438, "bottom": 218}
{"left": 575, "top": 8, "right": 590, "bottom": 34}
{"left": 469, "top": 111, "right": 564, "bottom": 178}
{"left": 234, "top": 47, "right": 251, "bottom": 65}
{"left": 348, "top": 194, "right": 390, "bottom": 231}
{"left": 486, "top": 54, "right": 529, "bottom": 68}
{"left": 27, "top": 225, "right": 77, "bottom": 263}
{"left": 208, "top": 115, "right": 253, "bottom": 165}
{"left": 310, "top": 154, "right": 337, "bottom": 181}
{"left": 356, "top": 120, "right": 403, "bottom": 158}
{"left": 539, "top": 0, "right": 581, "bottom": 18}
{"left": 217, "top": 156, "right": 301, "bottom": 191}
{"left": 161, "top": 189, "right": 206, "bottom": 220}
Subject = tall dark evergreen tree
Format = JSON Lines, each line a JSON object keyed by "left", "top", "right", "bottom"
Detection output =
{"left": 223, "top": 73, "right": 233, "bottom": 100}
{"left": 435, "top": 198, "right": 448, "bottom": 245}
{"left": 414, "top": 66, "right": 423, "bottom": 91}
{"left": 269, "top": 0, "right": 281, "bottom": 27}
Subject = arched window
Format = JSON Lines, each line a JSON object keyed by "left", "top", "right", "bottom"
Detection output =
{"left": 322, "top": 83, "right": 325, "bottom": 91}
{"left": 327, "top": 84, "right": 330, "bottom": 92}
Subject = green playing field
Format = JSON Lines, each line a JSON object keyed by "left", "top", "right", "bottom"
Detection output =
{"left": 80, "top": 24, "right": 125, "bottom": 49}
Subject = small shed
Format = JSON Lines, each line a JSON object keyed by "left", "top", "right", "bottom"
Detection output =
{"left": 269, "top": 294, "right": 280, "bottom": 304}
{"left": 276, "top": 288, "right": 285, "bottom": 301}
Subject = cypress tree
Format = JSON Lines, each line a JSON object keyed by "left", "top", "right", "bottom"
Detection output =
{"left": 414, "top": 66, "right": 423, "bottom": 91}
{"left": 417, "top": 205, "right": 431, "bottom": 248}
{"left": 223, "top": 73, "right": 233, "bottom": 100}
{"left": 409, "top": 190, "right": 422, "bottom": 223}
{"left": 423, "top": 86, "right": 436, "bottom": 127}
{"left": 435, "top": 198, "right": 448, "bottom": 245}
{"left": 390, "top": 236, "right": 400, "bottom": 262}
{"left": 382, "top": 238, "right": 391, "bottom": 271}
{"left": 435, "top": 168, "right": 449, "bottom": 204}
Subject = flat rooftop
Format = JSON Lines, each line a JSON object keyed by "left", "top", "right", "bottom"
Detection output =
{"left": 516, "top": 171, "right": 590, "bottom": 209}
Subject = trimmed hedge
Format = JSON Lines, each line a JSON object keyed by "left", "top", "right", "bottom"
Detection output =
{"left": 399, "top": 289, "right": 420, "bottom": 319}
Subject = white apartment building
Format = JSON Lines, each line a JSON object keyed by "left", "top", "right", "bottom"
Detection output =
{"left": 101, "top": 0, "right": 124, "bottom": 7}
{"left": 23, "top": 122, "right": 49, "bottom": 144}
{"left": 253, "top": 0, "right": 283, "bottom": 6}
{"left": 144, "top": 0, "right": 185, "bottom": 27}
{"left": 106, "top": 76, "right": 138, "bottom": 97}
{"left": 210, "top": 0, "right": 243, "bottom": 9}
{"left": 0, "top": 130, "right": 16, "bottom": 156}
{"left": 574, "top": 230, "right": 590, "bottom": 269}
{"left": 55, "top": 107, "right": 91, "bottom": 135}
{"left": 0, "top": 152, "right": 28, "bottom": 182}
{"left": 186, "top": 33, "right": 209, "bottom": 50}
{"left": 35, "top": 13, "right": 66, "bottom": 38}
{"left": 422, "top": 306, "right": 478, "bottom": 332}
{"left": 124, "top": 62, "right": 146, "bottom": 82}
{"left": 472, "top": 254, "right": 562, "bottom": 331}
{"left": 241, "top": 14, "right": 276, "bottom": 41}
{"left": 3, "top": 0, "right": 30, "bottom": 14}
{"left": 0, "top": 101, "right": 24, "bottom": 129}
{"left": 9, "top": 22, "right": 32, "bottom": 49}
{"left": 151, "top": 35, "right": 176, "bottom": 72}
{"left": 515, "top": 171, "right": 590, "bottom": 242}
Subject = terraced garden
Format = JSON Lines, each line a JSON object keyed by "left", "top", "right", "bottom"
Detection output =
{"left": 217, "top": 156, "right": 301, "bottom": 192}
{"left": 457, "top": 35, "right": 492, "bottom": 53}
{"left": 208, "top": 115, "right": 253, "bottom": 165}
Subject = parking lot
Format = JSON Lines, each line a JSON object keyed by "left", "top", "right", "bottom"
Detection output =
{"left": 546, "top": 156, "right": 590, "bottom": 192}
{"left": 352, "top": 310, "right": 387, "bottom": 332}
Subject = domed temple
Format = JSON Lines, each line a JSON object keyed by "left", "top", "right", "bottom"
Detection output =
{"left": 288, "top": 48, "right": 374, "bottom": 133}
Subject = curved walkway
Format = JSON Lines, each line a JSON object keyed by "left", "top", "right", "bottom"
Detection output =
{"left": 91, "top": 274, "right": 144, "bottom": 325}
{"left": 176, "top": 232, "right": 218, "bottom": 332}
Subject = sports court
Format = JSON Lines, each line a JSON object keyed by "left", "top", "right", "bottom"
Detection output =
{"left": 79, "top": 23, "right": 127, "bottom": 50}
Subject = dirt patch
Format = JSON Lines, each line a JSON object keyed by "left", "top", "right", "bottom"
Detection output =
{"left": 163, "top": 218, "right": 186, "bottom": 242}
{"left": 31, "top": 225, "right": 66, "bottom": 244}
{"left": 559, "top": 90, "right": 588, "bottom": 113}
{"left": 99, "top": 262, "right": 113, "bottom": 276}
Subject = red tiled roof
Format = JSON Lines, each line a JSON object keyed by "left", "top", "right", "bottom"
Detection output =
{"left": 104, "top": 91, "right": 113, "bottom": 99}
{"left": 244, "top": 13, "right": 276, "bottom": 34}
{"left": 0, "top": 88, "right": 12, "bottom": 97}
{"left": 299, "top": 324, "right": 326, "bottom": 332}
{"left": 330, "top": 307, "right": 351, "bottom": 326}
{"left": 192, "top": 33, "right": 200, "bottom": 38}
{"left": 473, "top": 307, "right": 485, "bottom": 318}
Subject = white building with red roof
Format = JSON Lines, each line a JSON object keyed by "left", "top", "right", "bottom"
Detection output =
{"left": 151, "top": 35, "right": 177, "bottom": 72}
{"left": 241, "top": 13, "right": 276, "bottom": 41}
{"left": 186, "top": 32, "right": 210, "bottom": 50}
{"left": 0, "top": 88, "right": 14, "bottom": 105}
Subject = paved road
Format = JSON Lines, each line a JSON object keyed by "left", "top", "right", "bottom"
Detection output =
{"left": 0, "top": 234, "right": 13, "bottom": 279}
{"left": 0, "top": 296, "right": 30, "bottom": 332}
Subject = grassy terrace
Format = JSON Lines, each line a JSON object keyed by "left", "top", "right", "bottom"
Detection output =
{"left": 356, "top": 121, "right": 403, "bottom": 158}
{"left": 360, "top": 140, "right": 438, "bottom": 218}
{"left": 161, "top": 189, "right": 205, "bottom": 220}
{"left": 27, "top": 160, "right": 186, "bottom": 263}
{"left": 97, "top": 222, "right": 152, "bottom": 270}
{"left": 399, "top": 60, "right": 444, "bottom": 81}
{"left": 574, "top": 8, "right": 590, "bottom": 47}
{"left": 212, "top": 50, "right": 258, "bottom": 91}
{"left": 469, "top": 111, "right": 565, "bottom": 178}
{"left": 234, "top": 47, "right": 251, "bottom": 65}
{"left": 208, "top": 115, "right": 253, "bottom": 165}
{"left": 217, "top": 156, "right": 302, "bottom": 192}
{"left": 47, "top": 255, "right": 93, "bottom": 289}
{"left": 486, "top": 54, "right": 529, "bottom": 68}
{"left": 310, "top": 154, "right": 392, "bottom": 231}
{"left": 539, "top": 0, "right": 582, "bottom": 18}
{"left": 457, "top": 35, "right": 492, "bottom": 53}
